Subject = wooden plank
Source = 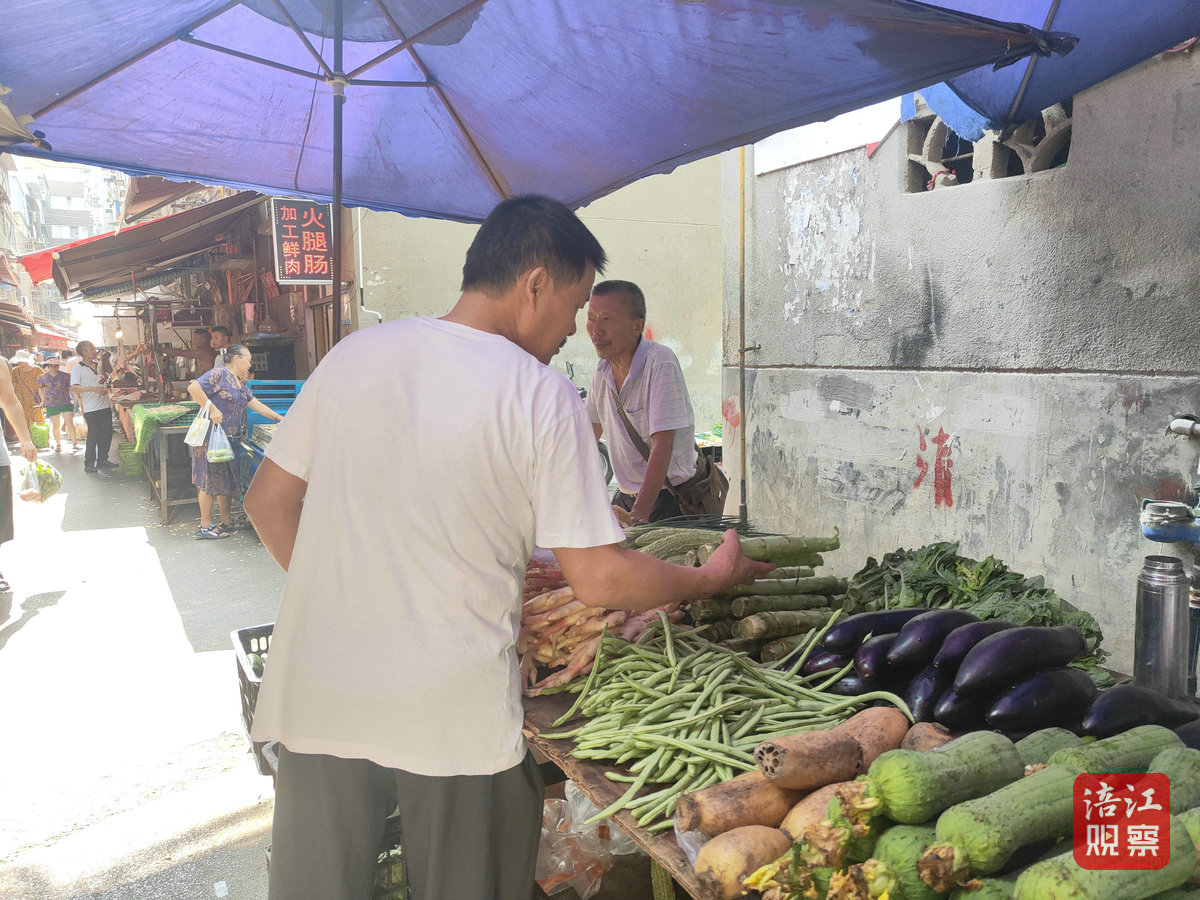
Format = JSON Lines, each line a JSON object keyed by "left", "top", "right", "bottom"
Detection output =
{"left": 524, "top": 694, "right": 719, "bottom": 900}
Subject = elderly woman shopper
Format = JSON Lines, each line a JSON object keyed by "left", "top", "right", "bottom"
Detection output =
{"left": 10, "top": 350, "right": 44, "bottom": 428}
{"left": 187, "top": 344, "right": 282, "bottom": 539}
{"left": 36, "top": 356, "right": 79, "bottom": 452}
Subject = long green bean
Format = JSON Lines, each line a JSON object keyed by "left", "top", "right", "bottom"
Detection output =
{"left": 539, "top": 621, "right": 905, "bottom": 830}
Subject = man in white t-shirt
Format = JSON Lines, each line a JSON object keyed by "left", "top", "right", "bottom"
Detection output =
{"left": 586, "top": 280, "right": 699, "bottom": 523}
{"left": 69, "top": 341, "right": 115, "bottom": 474}
{"left": 243, "top": 196, "right": 772, "bottom": 900}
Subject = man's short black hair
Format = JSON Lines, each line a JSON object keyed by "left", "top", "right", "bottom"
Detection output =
{"left": 461, "top": 195, "right": 606, "bottom": 294}
{"left": 211, "top": 326, "right": 232, "bottom": 338}
{"left": 591, "top": 280, "right": 646, "bottom": 321}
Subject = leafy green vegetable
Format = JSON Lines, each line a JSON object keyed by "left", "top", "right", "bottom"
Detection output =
{"left": 846, "top": 541, "right": 1107, "bottom": 663}
{"left": 19, "top": 460, "right": 63, "bottom": 503}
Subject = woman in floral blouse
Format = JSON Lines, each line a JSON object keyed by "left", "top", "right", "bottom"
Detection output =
{"left": 186, "top": 344, "right": 283, "bottom": 539}
{"left": 36, "top": 355, "right": 79, "bottom": 451}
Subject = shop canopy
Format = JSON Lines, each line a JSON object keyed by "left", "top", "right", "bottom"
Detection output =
{"left": 918, "top": 1, "right": 1200, "bottom": 140}
{"left": 0, "top": 0, "right": 1075, "bottom": 224}
{"left": 49, "top": 191, "right": 262, "bottom": 299}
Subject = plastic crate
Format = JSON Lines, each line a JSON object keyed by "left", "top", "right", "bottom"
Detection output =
{"left": 232, "top": 622, "right": 275, "bottom": 776}
{"left": 246, "top": 380, "right": 303, "bottom": 429}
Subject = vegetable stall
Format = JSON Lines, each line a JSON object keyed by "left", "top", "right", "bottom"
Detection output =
{"left": 519, "top": 522, "right": 1200, "bottom": 900}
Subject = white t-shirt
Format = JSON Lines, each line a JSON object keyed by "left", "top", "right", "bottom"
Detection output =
{"left": 251, "top": 317, "right": 625, "bottom": 776}
{"left": 69, "top": 362, "right": 110, "bottom": 413}
{"left": 587, "top": 338, "right": 697, "bottom": 494}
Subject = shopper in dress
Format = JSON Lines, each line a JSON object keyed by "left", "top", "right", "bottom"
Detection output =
{"left": 9, "top": 350, "right": 44, "bottom": 428}
{"left": 0, "top": 357, "right": 38, "bottom": 592}
{"left": 36, "top": 356, "right": 79, "bottom": 452}
{"left": 69, "top": 341, "right": 115, "bottom": 474}
{"left": 186, "top": 344, "right": 282, "bottom": 539}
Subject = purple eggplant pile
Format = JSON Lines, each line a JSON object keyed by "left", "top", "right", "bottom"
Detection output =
{"left": 806, "top": 608, "right": 1104, "bottom": 734}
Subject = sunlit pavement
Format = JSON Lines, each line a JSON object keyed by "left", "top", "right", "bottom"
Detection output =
{"left": 0, "top": 442, "right": 283, "bottom": 899}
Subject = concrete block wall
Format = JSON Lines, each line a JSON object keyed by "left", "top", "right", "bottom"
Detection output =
{"left": 722, "top": 49, "right": 1200, "bottom": 674}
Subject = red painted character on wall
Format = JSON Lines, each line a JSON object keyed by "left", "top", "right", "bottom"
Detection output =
{"left": 913, "top": 422, "right": 954, "bottom": 507}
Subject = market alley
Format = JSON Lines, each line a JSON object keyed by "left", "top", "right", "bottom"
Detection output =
{"left": 0, "top": 447, "right": 282, "bottom": 899}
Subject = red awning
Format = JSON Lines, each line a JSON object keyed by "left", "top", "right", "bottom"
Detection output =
{"left": 18, "top": 217, "right": 158, "bottom": 286}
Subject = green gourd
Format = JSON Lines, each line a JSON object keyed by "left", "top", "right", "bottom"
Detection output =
{"left": 1046, "top": 724, "right": 1182, "bottom": 773}
{"left": 1148, "top": 747, "right": 1200, "bottom": 812}
{"left": 1014, "top": 727, "right": 1083, "bottom": 767}
{"left": 1011, "top": 815, "right": 1194, "bottom": 899}
{"left": 866, "top": 730, "right": 1024, "bottom": 824}
{"left": 919, "top": 764, "right": 1084, "bottom": 891}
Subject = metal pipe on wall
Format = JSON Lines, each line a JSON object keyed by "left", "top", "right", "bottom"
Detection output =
{"left": 738, "top": 147, "right": 748, "bottom": 528}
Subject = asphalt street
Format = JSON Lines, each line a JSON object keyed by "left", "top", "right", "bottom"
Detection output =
{"left": 0, "top": 439, "right": 282, "bottom": 900}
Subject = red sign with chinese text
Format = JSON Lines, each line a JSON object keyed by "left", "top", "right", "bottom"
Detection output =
{"left": 1073, "top": 773, "right": 1170, "bottom": 870}
{"left": 270, "top": 197, "right": 332, "bottom": 285}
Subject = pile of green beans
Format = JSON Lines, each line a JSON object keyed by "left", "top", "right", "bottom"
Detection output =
{"left": 540, "top": 612, "right": 911, "bottom": 832}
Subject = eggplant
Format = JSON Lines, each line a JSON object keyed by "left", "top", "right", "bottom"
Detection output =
{"left": 825, "top": 671, "right": 880, "bottom": 696}
{"left": 905, "top": 663, "right": 956, "bottom": 723}
{"left": 820, "top": 608, "right": 930, "bottom": 653}
{"left": 1081, "top": 683, "right": 1200, "bottom": 738}
{"left": 933, "top": 687, "right": 994, "bottom": 731}
{"left": 984, "top": 666, "right": 1099, "bottom": 732}
{"left": 886, "top": 609, "right": 980, "bottom": 668}
{"left": 800, "top": 648, "right": 853, "bottom": 677}
{"left": 951, "top": 626, "right": 1087, "bottom": 696}
{"left": 1175, "top": 718, "right": 1200, "bottom": 750}
{"left": 932, "top": 620, "right": 1018, "bottom": 670}
{"left": 854, "top": 633, "right": 901, "bottom": 679}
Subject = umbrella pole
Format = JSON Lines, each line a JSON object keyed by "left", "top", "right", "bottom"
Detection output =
{"left": 330, "top": 0, "right": 344, "bottom": 347}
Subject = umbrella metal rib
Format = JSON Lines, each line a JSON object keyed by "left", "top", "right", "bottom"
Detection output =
{"left": 1005, "top": 0, "right": 1065, "bottom": 125}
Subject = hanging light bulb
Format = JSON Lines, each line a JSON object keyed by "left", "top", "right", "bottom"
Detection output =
{"left": 115, "top": 328, "right": 123, "bottom": 339}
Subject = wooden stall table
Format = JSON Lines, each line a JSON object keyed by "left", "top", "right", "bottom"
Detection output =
{"left": 131, "top": 402, "right": 201, "bottom": 525}
{"left": 524, "top": 692, "right": 720, "bottom": 900}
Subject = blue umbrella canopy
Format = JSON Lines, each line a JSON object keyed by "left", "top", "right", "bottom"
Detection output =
{"left": 1, "top": 0, "right": 1070, "bottom": 222}
{"left": 920, "top": 1, "right": 1200, "bottom": 139}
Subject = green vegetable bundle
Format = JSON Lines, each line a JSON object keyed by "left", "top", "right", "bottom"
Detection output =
{"left": 19, "top": 460, "right": 63, "bottom": 503}
{"left": 846, "top": 541, "right": 1107, "bottom": 667}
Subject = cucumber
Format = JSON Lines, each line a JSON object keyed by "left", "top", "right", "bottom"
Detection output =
{"left": 1015, "top": 728, "right": 1084, "bottom": 767}
{"left": 1047, "top": 724, "right": 1183, "bottom": 773}
{"left": 919, "top": 764, "right": 1084, "bottom": 890}
{"left": 867, "top": 730, "right": 1024, "bottom": 824}
{"left": 1011, "top": 815, "right": 1194, "bottom": 899}
{"left": 871, "top": 824, "right": 940, "bottom": 900}
{"left": 1149, "top": 747, "right": 1200, "bottom": 812}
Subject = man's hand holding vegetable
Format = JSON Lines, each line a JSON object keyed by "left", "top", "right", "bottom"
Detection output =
{"left": 554, "top": 528, "right": 774, "bottom": 611}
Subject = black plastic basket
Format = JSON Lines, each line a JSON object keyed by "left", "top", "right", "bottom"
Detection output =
{"left": 231, "top": 621, "right": 275, "bottom": 776}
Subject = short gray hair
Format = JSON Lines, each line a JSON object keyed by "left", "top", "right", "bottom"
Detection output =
{"left": 592, "top": 280, "right": 646, "bottom": 321}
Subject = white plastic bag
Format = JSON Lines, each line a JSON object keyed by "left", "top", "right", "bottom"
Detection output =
{"left": 183, "top": 402, "right": 211, "bottom": 447}
{"left": 18, "top": 460, "right": 63, "bottom": 504}
{"left": 535, "top": 798, "right": 613, "bottom": 899}
{"left": 19, "top": 463, "right": 42, "bottom": 502}
{"left": 207, "top": 423, "right": 234, "bottom": 463}
{"left": 565, "top": 781, "right": 640, "bottom": 856}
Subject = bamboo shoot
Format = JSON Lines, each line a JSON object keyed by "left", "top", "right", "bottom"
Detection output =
{"left": 731, "top": 594, "right": 832, "bottom": 617}
{"left": 733, "top": 609, "right": 835, "bottom": 640}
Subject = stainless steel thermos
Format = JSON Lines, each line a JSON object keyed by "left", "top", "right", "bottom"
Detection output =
{"left": 1135, "top": 555, "right": 1191, "bottom": 699}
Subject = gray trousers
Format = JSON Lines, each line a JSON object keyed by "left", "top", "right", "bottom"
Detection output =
{"left": 269, "top": 744, "right": 544, "bottom": 900}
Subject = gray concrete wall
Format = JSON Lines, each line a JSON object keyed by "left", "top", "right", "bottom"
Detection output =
{"left": 723, "top": 50, "right": 1200, "bottom": 675}
{"left": 351, "top": 156, "right": 724, "bottom": 428}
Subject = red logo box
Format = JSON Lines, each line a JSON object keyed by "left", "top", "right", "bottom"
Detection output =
{"left": 1073, "top": 773, "right": 1171, "bottom": 870}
